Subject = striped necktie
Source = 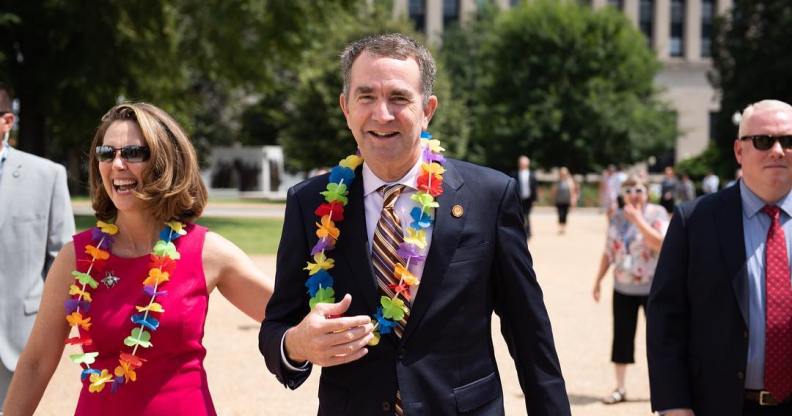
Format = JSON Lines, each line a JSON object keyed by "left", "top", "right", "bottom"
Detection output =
{"left": 371, "top": 184, "right": 408, "bottom": 415}
{"left": 371, "top": 184, "right": 410, "bottom": 338}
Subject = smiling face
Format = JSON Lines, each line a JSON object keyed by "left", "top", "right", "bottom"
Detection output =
{"left": 339, "top": 52, "right": 437, "bottom": 181}
{"left": 734, "top": 104, "right": 792, "bottom": 203}
{"left": 98, "top": 120, "right": 150, "bottom": 213}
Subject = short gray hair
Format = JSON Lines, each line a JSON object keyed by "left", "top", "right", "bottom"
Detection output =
{"left": 340, "top": 33, "right": 436, "bottom": 104}
{"left": 738, "top": 99, "right": 792, "bottom": 137}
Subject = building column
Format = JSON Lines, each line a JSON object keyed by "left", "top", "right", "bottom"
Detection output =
{"left": 684, "top": 0, "right": 701, "bottom": 61}
{"left": 717, "top": 0, "right": 732, "bottom": 16}
{"left": 591, "top": 0, "right": 608, "bottom": 9}
{"left": 392, "top": 0, "right": 408, "bottom": 18}
{"left": 654, "top": 0, "right": 670, "bottom": 59}
{"left": 426, "top": 0, "right": 443, "bottom": 46}
{"left": 460, "top": 0, "right": 477, "bottom": 26}
{"left": 624, "top": 0, "right": 639, "bottom": 27}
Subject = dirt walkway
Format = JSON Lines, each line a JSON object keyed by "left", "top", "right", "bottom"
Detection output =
{"left": 35, "top": 209, "right": 653, "bottom": 415}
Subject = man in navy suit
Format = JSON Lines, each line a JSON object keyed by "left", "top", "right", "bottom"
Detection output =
{"left": 259, "top": 34, "right": 569, "bottom": 415}
{"left": 648, "top": 100, "right": 792, "bottom": 416}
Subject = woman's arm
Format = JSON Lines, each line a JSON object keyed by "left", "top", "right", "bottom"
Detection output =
{"left": 623, "top": 205, "right": 664, "bottom": 252}
{"left": 203, "top": 232, "right": 274, "bottom": 322}
{"left": 3, "top": 243, "right": 75, "bottom": 415}
{"left": 592, "top": 253, "right": 611, "bottom": 303}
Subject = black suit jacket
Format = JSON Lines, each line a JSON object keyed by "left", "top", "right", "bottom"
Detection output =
{"left": 510, "top": 169, "right": 538, "bottom": 205}
{"left": 259, "top": 159, "right": 570, "bottom": 415}
{"left": 647, "top": 184, "right": 750, "bottom": 415}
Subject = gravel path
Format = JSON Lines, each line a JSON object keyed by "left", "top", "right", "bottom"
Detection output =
{"left": 35, "top": 208, "right": 654, "bottom": 415}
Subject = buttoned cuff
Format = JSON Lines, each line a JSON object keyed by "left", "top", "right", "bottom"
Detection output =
{"left": 280, "top": 330, "right": 310, "bottom": 372}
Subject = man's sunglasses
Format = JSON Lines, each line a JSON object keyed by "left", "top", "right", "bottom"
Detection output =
{"left": 740, "top": 135, "right": 792, "bottom": 151}
{"left": 95, "top": 145, "right": 150, "bottom": 163}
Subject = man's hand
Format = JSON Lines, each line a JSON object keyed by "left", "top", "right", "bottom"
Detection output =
{"left": 284, "top": 294, "right": 374, "bottom": 367}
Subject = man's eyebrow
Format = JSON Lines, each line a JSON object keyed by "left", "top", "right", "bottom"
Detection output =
{"left": 354, "top": 86, "right": 374, "bottom": 95}
{"left": 390, "top": 88, "right": 412, "bottom": 97}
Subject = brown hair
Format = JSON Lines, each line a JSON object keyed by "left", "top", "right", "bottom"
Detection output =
{"left": 0, "top": 83, "right": 13, "bottom": 113}
{"left": 621, "top": 174, "right": 647, "bottom": 190}
{"left": 88, "top": 102, "right": 207, "bottom": 223}
{"left": 340, "top": 33, "right": 436, "bottom": 105}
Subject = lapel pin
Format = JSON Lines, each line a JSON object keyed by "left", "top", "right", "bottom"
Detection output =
{"left": 451, "top": 204, "right": 464, "bottom": 218}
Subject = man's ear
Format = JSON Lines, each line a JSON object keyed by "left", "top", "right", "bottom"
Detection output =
{"left": 422, "top": 95, "right": 438, "bottom": 130}
{"left": 734, "top": 138, "right": 743, "bottom": 165}
{"left": 339, "top": 94, "right": 349, "bottom": 117}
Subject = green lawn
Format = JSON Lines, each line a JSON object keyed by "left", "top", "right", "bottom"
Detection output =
{"left": 74, "top": 215, "right": 283, "bottom": 255}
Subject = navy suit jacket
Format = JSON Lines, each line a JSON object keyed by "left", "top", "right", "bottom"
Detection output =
{"left": 259, "top": 159, "right": 570, "bottom": 415}
{"left": 647, "top": 184, "right": 750, "bottom": 415}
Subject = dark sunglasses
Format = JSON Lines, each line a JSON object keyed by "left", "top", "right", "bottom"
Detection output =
{"left": 740, "top": 135, "right": 792, "bottom": 151}
{"left": 95, "top": 145, "right": 150, "bottom": 163}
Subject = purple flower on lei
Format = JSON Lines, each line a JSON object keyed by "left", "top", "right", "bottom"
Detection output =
{"left": 397, "top": 242, "right": 426, "bottom": 264}
{"left": 422, "top": 146, "right": 445, "bottom": 164}
{"left": 311, "top": 237, "right": 335, "bottom": 255}
{"left": 91, "top": 227, "right": 115, "bottom": 249}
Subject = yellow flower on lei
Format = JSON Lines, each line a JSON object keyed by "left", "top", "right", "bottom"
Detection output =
{"left": 304, "top": 252, "right": 334, "bottom": 275}
{"left": 143, "top": 268, "right": 169, "bottom": 286}
{"left": 97, "top": 221, "right": 119, "bottom": 235}
{"left": 69, "top": 284, "right": 93, "bottom": 302}
{"left": 89, "top": 369, "right": 113, "bottom": 393}
{"left": 394, "top": 264, "right": 419, "bottom": 286}
{"left": 165, "top": 221, "right": 187, "bottom": 235}
{"left": 404, "top": 228, "right": 427, "bottom": 250}
{"left": 426, "top": 139, "right": 445, "bottom": 153}
{"left": 339, "top": 154, "right": 363, "bottom": 170}
{"left": 421, "top": 162, "right": 445, "bottom": 176}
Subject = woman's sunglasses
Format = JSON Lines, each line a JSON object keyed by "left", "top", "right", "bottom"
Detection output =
{"left": 95, "top": 145, "right": 150, "bottom": 163}
{"left": 740, "top": 135, "right": 792, "bottom": 151}
{"left": 623, "top": 186, "right": 645, "bottom": 196}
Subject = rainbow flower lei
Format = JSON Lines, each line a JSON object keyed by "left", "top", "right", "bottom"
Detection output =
{"left": 306, "top": 131, "right": 445, "bottom": 345}
{"left": 65, "top": 220, "right": 187, "bottom": 393}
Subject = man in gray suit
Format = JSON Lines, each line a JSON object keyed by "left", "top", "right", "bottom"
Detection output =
{"left": 0, "top": 84, "right": 74, "bottom": 409}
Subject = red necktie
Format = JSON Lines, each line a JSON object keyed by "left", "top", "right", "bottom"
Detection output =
{"left": 762, "top": 205, "right": 792, "bottom": 401}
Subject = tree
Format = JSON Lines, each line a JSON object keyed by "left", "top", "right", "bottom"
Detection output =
{"left": 710, "top": 0, "right": 792, "bottom": 177}
{"left": 278, "top": 2, "right": 470, "bottom": 172}
{"left": 0, "top": 0, "right": 358, "bottom": 188}
{"left": 468, "top": 0, "right": 677, "bottom": 173}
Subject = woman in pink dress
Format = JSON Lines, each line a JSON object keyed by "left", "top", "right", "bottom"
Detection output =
{"left": 3, "top": 103, "right": 273, "bottom": 415}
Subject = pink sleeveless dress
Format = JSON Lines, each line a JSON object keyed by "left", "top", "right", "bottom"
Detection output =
{"left": 72, "top": 223, "right": 216, "bottom": 415}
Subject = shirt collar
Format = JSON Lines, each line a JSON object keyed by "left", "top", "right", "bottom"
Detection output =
{"left": 740, "top": 179, "right": 792, "bottom": 218}
{"left": 362, "top": 156, "right": 423, "bottom": 197}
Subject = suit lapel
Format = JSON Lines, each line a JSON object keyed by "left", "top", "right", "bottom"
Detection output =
{"left": 402, "top": 161, "right": 465, "bottom": 343}
{"left": 0, "top": 147, "right": 20, "bottom": 230}
{"left": 715, "top": 185, "right": 749, "bottom": 326}
{"left": 337, "top": 168, "right": 380, "bottom": 313}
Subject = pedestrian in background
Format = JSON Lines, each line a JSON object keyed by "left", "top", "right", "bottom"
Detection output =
{"left": 659, "top": 166, "right": 678, "bottom": 214}
{"left": 593, "top": 175, "right": 669, "bottom": 405}
{"left": 552, "top": 166, "right": 578, "bottom": 235}
{"left": 0, "top": 83, "right": 75, "bottom": 410}
{"left": 702, "top": 170, "right": 719, "bottom": 194}
{"left": 677, "top": 174, "right": 696, "bottom": 203}
{"left": 513, "top": 155, "right": 538, "bottom": 240}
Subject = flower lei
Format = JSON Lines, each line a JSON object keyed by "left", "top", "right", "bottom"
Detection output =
{"left": 305, "top": 131, "right": 445, "bottom": 345}
{"left": 65, "top": 220, "right": 187, "bottom": 393}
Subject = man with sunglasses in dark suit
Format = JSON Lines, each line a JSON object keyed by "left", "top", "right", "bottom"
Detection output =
{"left": 648, "top": 99, "right": 792, "bottom": 416}
{"left": 0, "top": 84, "right": 74, "bottom": 412}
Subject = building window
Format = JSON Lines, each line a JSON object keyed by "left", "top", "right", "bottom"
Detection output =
{"left": 701, "top": 0, "right": 715, "bottom": 57}
{"left": 409, "top": 0, "right": 426, "bottom": 32}
{"left": 607, "top": 0, "right": 623, "bottom": 10}
{"left": 639, "top": 0, "right": 654, "bottom": 46}
{"left": 669, "top": 0, "right": 685, "bottom": 57}
{"left": 443, "top": 0, "right": 460, "bottom": 28}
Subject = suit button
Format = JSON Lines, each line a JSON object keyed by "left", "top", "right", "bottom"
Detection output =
{"left": 382, "top": 401, "right": 391, "bottom": 412}
{"left": 737, "top": 371, "right": 745, "bottom": 380}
